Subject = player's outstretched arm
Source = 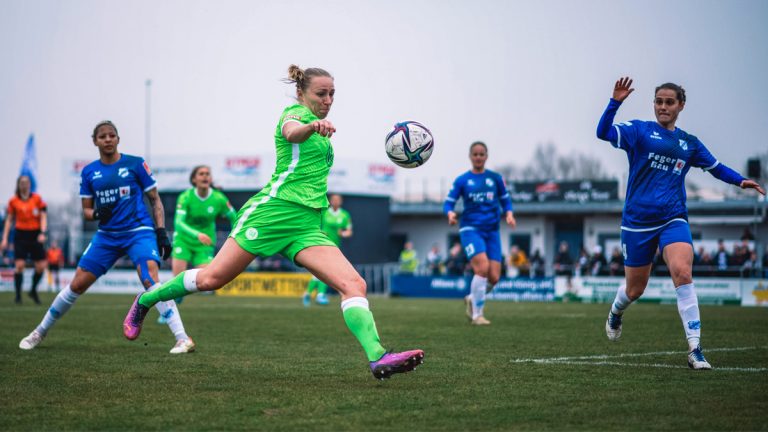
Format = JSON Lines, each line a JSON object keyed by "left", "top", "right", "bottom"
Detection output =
{"left": 597, "top": 77, "right": 633, "bottom": 142}
{"left": 0, "top": 211, "right": 13, "bottom": 250}
{"left": 283, "top": 120, "right": 335, "bottom": 142}
{"left": 741, "top": 179, "right": 766, "bottom": 195}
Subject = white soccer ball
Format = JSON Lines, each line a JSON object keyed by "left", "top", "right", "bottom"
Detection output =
{"left": 384, "top": 121, "right": 434, "bottom": 168}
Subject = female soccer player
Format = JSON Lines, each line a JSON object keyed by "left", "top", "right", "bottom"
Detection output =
{"left": 124, "top": 65, "right": 424, "bottom": 380}
{"left": 303, "top": 193, "right": 352, "bottom": 306}
{"left": 18, "top": 120, "right": 196, "bottom": 354}
{"left": 1, "top": 175, "right": 48, "bottom": 304}
{"left": 157, "top": 165, "right": 236, "bottom": 322}
{"left": 597, "top": 77, "right": 765, "bottom": 369}
{"left": 443, "top": 142, "right": 516, "bottom": 325}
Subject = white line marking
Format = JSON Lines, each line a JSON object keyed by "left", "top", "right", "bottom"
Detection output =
{"left": 511, "top": 346, "right": 768, "bottom": 372}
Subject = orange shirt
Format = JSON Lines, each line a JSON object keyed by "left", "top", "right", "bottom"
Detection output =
{"left": 7, "top": 193, "right": 46, "bottom": 231}
{"left": 47, "top": 247, "right": 63, "bottom": 265}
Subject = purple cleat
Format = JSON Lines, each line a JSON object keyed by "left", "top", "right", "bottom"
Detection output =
{"left": 369, "top": 349, "right": 425, "bottom": 380}
{"left": 123, "top": 294, "right": 150, "bottom": 340}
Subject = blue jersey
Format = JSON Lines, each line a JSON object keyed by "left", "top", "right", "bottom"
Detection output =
{"left": 79, "top": 154, "right": 157, "bottom": 232}
{"left": 443, "top": 169, "right": 513, "bottom": 231}
{"left": 597, "top": 99, "right": 744, "bottom": 229}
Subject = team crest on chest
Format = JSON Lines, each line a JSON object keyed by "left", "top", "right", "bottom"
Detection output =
{"left": 485, "top": 178, "right": 494, "bottom": 187}
{"left": 678, "top": 139, "right": 688, "bottom": 151}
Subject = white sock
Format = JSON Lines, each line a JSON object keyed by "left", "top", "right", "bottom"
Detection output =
{"left": 676, "top": 283, "right": 701, "bottom": 350}
{"left": 471, "top": 275, "right": 487, "bottom": 320}
{"left": 148, "top": 283, "right": 189, "bottom": 341}
{"left": 36, "top": 285, "right": 80, "bottom": 335}
{"left": 341, "top": 296, "right": 369, "bottom": 312}
{"left": 183, "top": 269, "right": 200, "bottom": 292}
{"left": 610, "top": 284, "right": 633, "bottom": 316}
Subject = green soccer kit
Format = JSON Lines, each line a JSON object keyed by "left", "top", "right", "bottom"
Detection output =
{"left": 230, "top": 104, "right": 336, "bottom": 262}
{"left": 172, "top": 188, "right": 236, "bottom": 266}
{"left": 321, "top": 207, "right": 352, "bottom": 247}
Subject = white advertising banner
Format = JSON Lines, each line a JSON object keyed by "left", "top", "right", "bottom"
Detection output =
{"left": 556, "top": 276, "right": 742, "bottom": 304}
{"left": 741, "top": 279, "right": 768, "bottom": 307}
{"left": 65, "top": 155, "right": 395, "bottom": 196}
{"left": 1, "top": 268, "right": 174, "bottom": 294}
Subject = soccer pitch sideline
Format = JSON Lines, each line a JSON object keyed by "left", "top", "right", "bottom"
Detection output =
{"left": 2, "top": 293, "right": 767, "bottom": 431}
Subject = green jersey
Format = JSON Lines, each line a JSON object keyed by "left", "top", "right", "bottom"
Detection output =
{"left": 321, "top": 207, "right": 352, "bottom": 246}
{"left": 256, "top": 104, "right": 334, "bottom": 209}
{"left": 174, "top": 188, "right": 236, "bottom": 245}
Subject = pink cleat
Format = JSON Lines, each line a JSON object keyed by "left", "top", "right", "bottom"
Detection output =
{"left": 123, "top": 294, "right": 150, "bottom": 340}
{"left": 369, "top": 349, "right": 425, "bottom": 380}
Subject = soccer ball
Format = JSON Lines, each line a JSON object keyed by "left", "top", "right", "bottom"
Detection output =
{"left": 384, "top": 121, "right": 434, "bottom": 168}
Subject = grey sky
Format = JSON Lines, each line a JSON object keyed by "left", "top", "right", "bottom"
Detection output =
{"left": 1, "top": 0, "right": 766, "bottom": 203}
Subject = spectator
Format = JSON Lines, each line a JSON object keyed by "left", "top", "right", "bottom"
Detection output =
{"left": 741, "top": 250, "right": 759, "bottom": 278}
{"left": 507, "top": 245, "right": 530, "bottom": 278}
{"left": 399, "top": 241, "right": 418, "bottom": 274}
{"left": 763, "top": 246, "right": 768, "bottom": 278}
{"left": 609, "top": 246, "right": 624, "bottom": 276}
{"left": 46, "top": 239, "right": 64, "bottom": 292}
{"left": 575, "top": 246, "right": 589, "bottom": 276}
{"left": 588, "top": 245, "right": 608, "bottom": 276}
{"left": 553, "top": 241, "right": 573, "bottom": 276}
{"left": 715, "top": 239, "right": 729, "bottom": 272}
{"left": 740, "top": 227, "right": 755, "bottom": 241}
{"left": 444, "top": 242, "right": 467, "bottom": 276}
{"left": 530, "top": 249, "right": 545, "bottom": 278}
{"left": 425, "top": 243, "right": 443, "bottom": 276}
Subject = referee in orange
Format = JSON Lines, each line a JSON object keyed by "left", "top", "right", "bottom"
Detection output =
{"left": 1, "top": 175, "right": 48, "bottom": 304}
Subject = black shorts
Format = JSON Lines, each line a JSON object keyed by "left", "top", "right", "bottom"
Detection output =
{"left": 14, "top": 230, "right": 46, "bottom": 261}
{"left": 48, "top": 264, "right": 60, "bottom": 271}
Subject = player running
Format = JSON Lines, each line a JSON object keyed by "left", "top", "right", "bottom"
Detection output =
{"left": 157, "top": 165, "right": 236, "bottom": 324}
{"left": 444, "top": 141, "right": 516, "bottom": 325}
{"left": 597, "top": 77, "right": 765, "bottom": 369}
{"left": 303, "top": 193, "right": 352, "bottom": 306}
{"left": 124, "top": 65, "right": 424, "bottom": 380}
{"left": 18, "top": 120, "right": 196, "bottom": 354}
{"left": 1, "top": 175, "right": 48, "bottom": 305}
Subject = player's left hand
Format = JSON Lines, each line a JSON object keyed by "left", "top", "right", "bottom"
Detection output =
{"left": 506, "top": 212, "right": 517, "bottom": 228}
{"left": 155, "top": 228, "right": 172, "bottom": 260}
{"left": 741, "top": 179, "right": 766, "bottom": 195}
{"left": 37, "top": 232, "right": 46, "bottom": 244}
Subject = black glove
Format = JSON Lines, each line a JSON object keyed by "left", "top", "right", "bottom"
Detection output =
{"left": 155, "top": 228, "right": 172, "bottom": 260}
{"left": 93, "top": 206, "right": 113, "bottom": 223}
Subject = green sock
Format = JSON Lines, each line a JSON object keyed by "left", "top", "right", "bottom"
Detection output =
{"left": 317, "top": 281, "right": 328, "bottom": 295}
{"left": 343, "top": 306, "right": 387, "bottom": 361}
{"left": 139, "top": 272, "right": 192, "bottom": 308}
{"left": 307, "top": 280, "right": 318, "bottom": 294}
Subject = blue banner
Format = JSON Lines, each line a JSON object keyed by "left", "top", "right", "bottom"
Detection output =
{"left": 390, "top": 275, "right": 555, "bottom": 302}
{"left": 19, "top": 133, "right": 38, "bottom": 192}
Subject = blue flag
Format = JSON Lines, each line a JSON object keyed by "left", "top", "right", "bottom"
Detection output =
{"left": 19, "top": 133, "right": 38, "bottom": 192}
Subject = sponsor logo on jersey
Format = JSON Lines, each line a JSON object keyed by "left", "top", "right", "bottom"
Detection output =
{"left": 284, "top": 114, "right": 301, "bottom": 122}
{"left": 673, "top": 159, "right": 686, "bottom": 175}
{"left": 679, "top": 139, "right": 688, "bottom": 151}
{"left": 142, "top": 162, "right": 153, "bottom": 176}
{"left": 650, "top": 131, "right": 662, "bottom": 140}
{"left": 118, "top": 167, "right": 129, "bottom": 178}
{"left": 647, "top": 152, "right": 679, "bottom": 173}
{"left": 95, "top": 188, "right": 120, "bottom": 205}
{"left": 93, "top": 171, "right": 103, "bottom": 180}
{"left": 119, "top": 186, "right": 130, "bottom": 198}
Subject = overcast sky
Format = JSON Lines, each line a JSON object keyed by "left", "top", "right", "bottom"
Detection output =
{"left": 1, "top": 0, "right": 766, "bottom": 203}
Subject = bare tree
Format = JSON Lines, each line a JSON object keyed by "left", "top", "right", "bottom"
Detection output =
{"left": 496, "top": 142, "right": 607, "bottom": 181}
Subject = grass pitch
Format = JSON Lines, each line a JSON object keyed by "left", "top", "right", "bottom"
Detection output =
{"left": 1, "top": 292, "right": 767, "bottom": 431}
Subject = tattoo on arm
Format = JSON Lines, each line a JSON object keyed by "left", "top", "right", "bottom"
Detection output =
{"left": 146, "top": 189, "right": 166, "bottom": 229}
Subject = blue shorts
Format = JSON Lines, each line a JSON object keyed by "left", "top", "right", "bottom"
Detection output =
{"left": 78, "top": 229, "right": 160, "bottom": 277}
{"left": 620, "top": 219, "right": 692, "bottom": 267}
{"left": 459, "top": 227, "right": 502, "bottom": 262}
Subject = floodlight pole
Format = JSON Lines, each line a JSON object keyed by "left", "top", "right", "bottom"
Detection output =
{"left": 145, "top": 79, "right": 152, "bottom": 165}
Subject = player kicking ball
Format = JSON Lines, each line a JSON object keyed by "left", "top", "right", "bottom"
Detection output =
{"left": 123, "top": 65, "right": 423, "bottom": 379}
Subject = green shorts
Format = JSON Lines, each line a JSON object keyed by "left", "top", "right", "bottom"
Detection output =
{"left": 171, "top": 238, "right": 215, "bottom": 267}
{"left": 230, "top": 196, "right": 336, "bottom": 263}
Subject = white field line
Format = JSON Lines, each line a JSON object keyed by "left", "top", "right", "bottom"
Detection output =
{"left": 511, "top": 346, "right": 768, "bottom": 372}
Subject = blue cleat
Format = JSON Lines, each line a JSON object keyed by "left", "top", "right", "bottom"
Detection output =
{"left": 687, "top": 346, "right": 712, "bottom": 370}
{"left": 605, "top": 311, "right": 622, "bottom": 341}
{"left": 316, "top": 293, "right": 329, "bottom": 305}
{"left": 302, "top": 293, "right": 311, "bottom": 307}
